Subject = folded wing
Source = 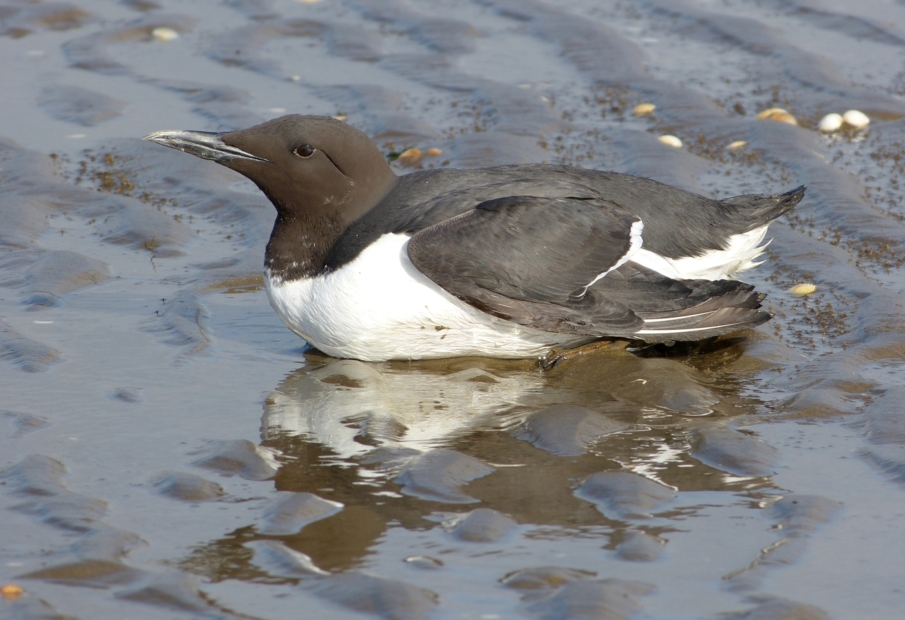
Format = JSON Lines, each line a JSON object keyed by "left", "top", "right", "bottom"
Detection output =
{"left": 407, "top": 195, "right": 771, "bottom": 341}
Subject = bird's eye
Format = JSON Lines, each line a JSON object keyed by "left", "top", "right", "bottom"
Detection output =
{"left": 293, "top": 144, "right": 316, "bottom": 158}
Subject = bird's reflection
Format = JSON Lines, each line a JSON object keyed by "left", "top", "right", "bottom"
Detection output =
{"left": 260, "top": 343, "right": 744, "bottom": 458}
{"left": 183, "top": 340, "right": 777, "bottom": 579}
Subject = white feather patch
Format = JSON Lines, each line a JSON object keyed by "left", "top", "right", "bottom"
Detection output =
{"left": 265, "top": 233, "right": 588, "bottom": 361}
{"left": 577, "top": 219, "right": 644, "bottom": 296}
{"left": 632, "top": 224, "right": 771, "bottom": 281}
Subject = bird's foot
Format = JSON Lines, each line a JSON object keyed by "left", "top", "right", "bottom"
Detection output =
{"left": 540, "top": 339, "right": 630, "bottom": 370}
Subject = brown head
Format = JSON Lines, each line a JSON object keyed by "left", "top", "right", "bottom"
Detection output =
{"left": 144, "top": 115, "right": 398, "bottom": 226}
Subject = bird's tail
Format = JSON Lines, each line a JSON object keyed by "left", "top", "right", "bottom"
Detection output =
{"left": 632, "top": 282, "right": 771, "bottom": 342}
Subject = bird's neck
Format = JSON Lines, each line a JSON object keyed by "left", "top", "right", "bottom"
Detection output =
{"left": 264, "top": 174, "right": 399, "bottom": 283}
{"left": 265, "top": 211, "right": 346, "bottom": 283}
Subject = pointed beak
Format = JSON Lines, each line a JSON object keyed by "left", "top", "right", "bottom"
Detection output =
{"left": 142, "top": 129, "right": 270, "bottom": 164}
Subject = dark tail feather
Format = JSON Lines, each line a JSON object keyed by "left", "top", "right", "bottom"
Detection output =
{"left": 633, "top": 283, "right": 771, "bottom": 341}
{"left": 635, "top": 307, "right": 772, "bottom": 342}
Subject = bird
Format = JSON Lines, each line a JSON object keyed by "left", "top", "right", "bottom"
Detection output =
{"left": 144, "top": 115, "right": 804, "bottom": 362}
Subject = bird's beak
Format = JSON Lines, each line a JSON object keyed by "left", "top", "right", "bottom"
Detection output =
{"left": 142, "top": 129, "right": 270, "bottom": 163}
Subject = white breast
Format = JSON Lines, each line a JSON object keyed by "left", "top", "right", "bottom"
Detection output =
{"left": 265, "top": 233, "right": 586, "bottom": 361}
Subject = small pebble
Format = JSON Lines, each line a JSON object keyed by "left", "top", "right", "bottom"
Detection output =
{"left": 757, "top": 108, "right": 798, "bottom": 125}
{"left": 633, "top": 103, "right": 656, "bottom": 116}
{"left": 425, "top": 148, "right": 443, "bottom": 157}
{"left": 333, "top": 114, "right": 348, "bottom": 121}
{"left": 151, "top": 27, "right": 179, "bottom": 42}
{"left": 817, "top": 113, "right": 843, "bottom": 132}
{"left": 1, "top": 584, "right": 23, "bottom": 599}
{"left": 790, "top": 283, "right": 816, "bottom": 297}
{"left": 289, "top": 75, "right": 301, "bottom": 82}
{"left": 727, "top": 140, "right": 747, "bottom": 150}
{"left": 658, "top": 135, "right": 682, "bottom": 148}
{"left": 843, "top": 109, "right": 869, "bottom": 129}
{"left": 396, "top": 148, "right": 423, "bottom": 167}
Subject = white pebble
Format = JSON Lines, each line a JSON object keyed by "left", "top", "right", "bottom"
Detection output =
{"left": 658, "top": 135, "right": 682, "bottom": 148}
{"left": 727, "top": 140, "right": 747, "bottom": 150}
{"left": 789, "top": 283, "right": 816, "bottom": 297}
{"left": 633, "top": 102, "right": 656, "bottom": 116}
{"left": 151, "top": 27, "right": 179, "bottom": 42}
{"left": 757, "top": 108, "right": 798, "bottom": 125}
{"left": 817, "top": 113, "right": 843, "bottom": 132}
{"left": 843, "top": 109, "right": 869, "bottom": 129}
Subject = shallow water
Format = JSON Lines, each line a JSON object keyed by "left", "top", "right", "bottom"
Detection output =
{"left": 2, "top": 0, "right": 905, "bottom": 618}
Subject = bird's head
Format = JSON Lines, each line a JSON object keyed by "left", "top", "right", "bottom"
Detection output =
{"left": 144, "top": 115, "right": 398, "bottom": 224}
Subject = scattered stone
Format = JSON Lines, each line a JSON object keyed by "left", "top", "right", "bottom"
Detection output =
{"left": 425, "top": 147, "right": 443, "bottom": 157}
{"left": 727, "top": 140, "right": 747, "bottom": 150}
{"left": 150, "top": 27, "right": 179, "bottom": 42}
{"left": 757, "top": 108, "right": 798, "bottom": 125}
{"left": 789, "top": 283, "right": 816, "bottom": 297}
{"left": 842, "top": 109, "right": 869, "bottom": 129}
{"left": 1, "top": 584, "right": 23, "bottom": 599}
{"left": 633, "top": 102, "right": 655, "bottom": 116}
{"left": 395, "top": 148, "right": 423, "bottom": 167}
{"left": 817, "top": 113, "right": 843, "bottom": 132}
{"left": 658, "top": 135, "right": 682, "bottom": 148}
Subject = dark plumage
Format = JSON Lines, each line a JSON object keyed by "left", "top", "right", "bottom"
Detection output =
{"left": 144, "top": 115, "right": 804, "bottom": 361}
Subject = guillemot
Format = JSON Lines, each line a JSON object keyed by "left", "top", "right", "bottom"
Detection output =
{"left": 144, "top": 115, "right": 804, "bottom": 362}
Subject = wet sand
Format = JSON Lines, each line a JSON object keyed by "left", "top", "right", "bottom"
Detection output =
{"left": 2, "top": 0, "right": 905, "bottom": 618}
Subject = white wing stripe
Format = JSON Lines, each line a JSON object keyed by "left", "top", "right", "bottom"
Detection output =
{"left": 641, "top": 311, "right": 713, "bottom": 323}
{"left": 637, "top": 320, "right": 752, "bottom": 335}
{"left": 584, "top": 218, "right": 644, "bottom": 289}
{"left": 631, "top": 224, "right": 772, "bottom": 281}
